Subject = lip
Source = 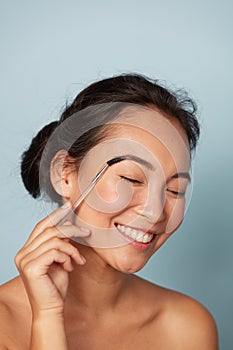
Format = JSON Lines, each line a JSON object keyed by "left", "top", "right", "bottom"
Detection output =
{"left": 114, "top": 223, "right": 158, "bottom": 251}
{"left": 115, "top": 223, "right": 157, "bottom": 235}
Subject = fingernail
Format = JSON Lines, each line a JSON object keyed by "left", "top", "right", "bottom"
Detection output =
{"left": 80, "top": 255, "right": 86, "bottom": 264}
{"left": 79, "top": 227, "right": 91, "bottom": 235}
{"left": 63, "top": 220, "right": 72, "bottom": 226}
{"left": 61, "top": 201, "right": 71, "bottom": 209}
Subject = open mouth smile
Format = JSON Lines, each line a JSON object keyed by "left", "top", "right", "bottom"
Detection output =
{"left": 115, "top": 223, "right": 157, "bottom": 244}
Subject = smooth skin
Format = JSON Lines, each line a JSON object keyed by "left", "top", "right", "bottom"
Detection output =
{"left": 0, "top": 112, "right": 218, "bottom": 349}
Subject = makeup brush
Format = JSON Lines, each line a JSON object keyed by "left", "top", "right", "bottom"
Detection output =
{"left": 57, "top": 156, "right": 126, "bottom": 226}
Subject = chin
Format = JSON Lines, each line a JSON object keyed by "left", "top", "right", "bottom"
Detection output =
{"left": 111, "top": 255, "right": 149, "bottom": 274}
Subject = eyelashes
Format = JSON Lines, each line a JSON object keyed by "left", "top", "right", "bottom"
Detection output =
{"left": 120, "top": 176, "right": 187, "bottom": 197}
{"left": 120, "top": 176, "right": 142, "bottom": 184}
{"left": 166, "top": 189, "right": 186, "bottom": 197}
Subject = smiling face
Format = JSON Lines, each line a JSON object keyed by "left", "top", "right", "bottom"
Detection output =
{"left": 59, "top": 107, "right": 191, "bottom": 273}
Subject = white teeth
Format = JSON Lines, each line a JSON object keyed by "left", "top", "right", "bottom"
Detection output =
{"left": 126, "top": 227, "right": 131, "bottom": 235}
{"left": 121, "top": 225, "right": 126, "bottom": 233}
{"left": 135, "top": 233, "right": 143, "bottom": 242}
{"left": 130, "top": 230, "right": 137, "bottom": 239}
{"left": 143, "top": 234, "right": 150, "bottom": 243}
{"left": 116, "top": 224, "right": 154, "bottom": 243}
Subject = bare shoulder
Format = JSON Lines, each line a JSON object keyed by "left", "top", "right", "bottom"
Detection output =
{"left": 132, "top": 276, "right": 219, "bottom": 349}
{"left": 0, "top": 277, "right": 31, "bottom": 349}
{"left": 0, "top": 278, "right": 18, "bottom": 327}
{"left": 160, "top": 287, "right": 218, "bottom": 349}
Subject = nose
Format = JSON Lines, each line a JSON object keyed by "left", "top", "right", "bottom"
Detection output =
{"left": 135, "top": 188, "right": 166, "bottom": 224}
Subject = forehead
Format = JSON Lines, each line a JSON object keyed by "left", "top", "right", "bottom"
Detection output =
{"left": 109, "top": 107, "right": 191, "bottom": 171}
{"left": 113, "top": 105, "right": 189, "bottom": 147}
{"left": 80, "top": 107, "right": 191, "bottom": 183}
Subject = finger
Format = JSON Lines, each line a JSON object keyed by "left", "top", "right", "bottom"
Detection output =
{"left": 22, "top": 224, "right": 91, "bottom": 253}
{"left": 23, "top": 249, "right": 75, "bottom": 278}
{"left": 19, "top": 238, "right": 86, "bottom": 269}
{"left": 25, "top": 202, "right": 73, "bottom": 245}
{"left": 15, "top": 224, "right": 90, "bottom": 267}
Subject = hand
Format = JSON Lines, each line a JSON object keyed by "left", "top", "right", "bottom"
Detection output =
{"left": 15, "top": 202, "right": 91, "bottom": 316}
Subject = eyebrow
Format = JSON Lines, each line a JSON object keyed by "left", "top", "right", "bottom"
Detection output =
{"left": 170, "top": 172, "right": 191, "bottom": 182}
{"left": 109, "top": 155, "right": 191, "bottom": 181}
{"left": 116, "top": 154, "right": 155, "bottom": 171}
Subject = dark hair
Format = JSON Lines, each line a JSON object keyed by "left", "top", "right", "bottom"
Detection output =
{"left": 21, "top": 73, "right": 200, "bottom": 203}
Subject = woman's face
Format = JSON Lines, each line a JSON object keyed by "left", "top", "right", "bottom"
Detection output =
{"left": 65, "top": 108, "right": 191, "bottom": 273}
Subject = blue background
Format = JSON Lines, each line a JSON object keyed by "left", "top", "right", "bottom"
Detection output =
{"left": 0, "top": 1, "right": 232, "bottom": 348}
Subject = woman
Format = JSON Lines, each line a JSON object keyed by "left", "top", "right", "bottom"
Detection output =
{"left": 0, "top": 74, "right": 218, "bottom": 349}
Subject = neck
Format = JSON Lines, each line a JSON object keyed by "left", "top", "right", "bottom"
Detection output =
{"left": 65, "top": 244, "right": 130, "bottom": 317}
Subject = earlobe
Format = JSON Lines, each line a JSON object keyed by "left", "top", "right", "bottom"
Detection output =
{"left": 50, "top": 150, "right": 71, "bottom": 198}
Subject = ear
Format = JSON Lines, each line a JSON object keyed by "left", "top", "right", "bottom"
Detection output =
{"left": 50, "top": 150, "right": 75, "bottom": 199}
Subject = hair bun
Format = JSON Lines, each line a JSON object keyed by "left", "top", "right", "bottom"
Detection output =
{"left": 21, "top": 121, "right": 58, "bottom": 199}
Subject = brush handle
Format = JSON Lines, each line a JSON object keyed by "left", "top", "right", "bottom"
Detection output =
{"left": 56, "top": 156, "right": 127, "bottom": 227}
{"left": 57, "top": 164, "right": 109, "bottom": 226}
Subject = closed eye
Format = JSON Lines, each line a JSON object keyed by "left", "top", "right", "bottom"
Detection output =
{"left": 120, "top": 176, "right": 142, "bottom": 184}
{"left": 166, "top": 189, "right": 186, "bottom": 197}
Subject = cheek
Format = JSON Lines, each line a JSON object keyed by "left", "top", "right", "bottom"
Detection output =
{"left": 165, "top": 199, "right": 185, "bottom": 234}
{"left": 97, "top": 181, "right": 119, "bottom": 201}
{"left": 83, "top": 180, "right": 134, "bottom": 214}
